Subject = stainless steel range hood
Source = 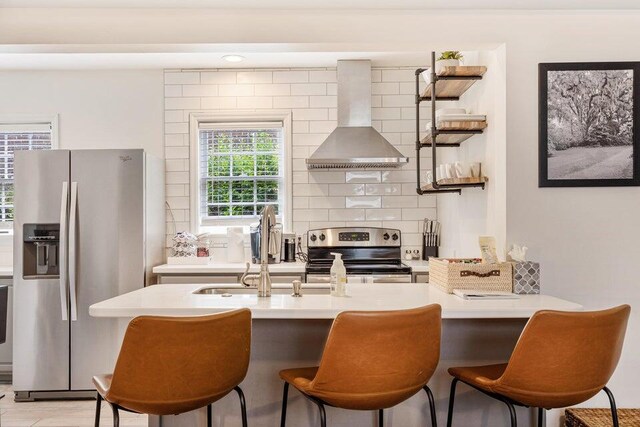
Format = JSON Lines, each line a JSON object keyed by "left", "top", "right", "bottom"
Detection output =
{"left": 306, "top": 60, "right": 409, "bottom": 170}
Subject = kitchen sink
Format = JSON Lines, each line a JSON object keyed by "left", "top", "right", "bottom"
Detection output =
{"left": 193, "top": 286, "right": 330, "bottom": 296}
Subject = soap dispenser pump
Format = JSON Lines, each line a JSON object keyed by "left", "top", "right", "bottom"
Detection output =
{"left": 330, "top": 252, "right": 347, "bottom": 297}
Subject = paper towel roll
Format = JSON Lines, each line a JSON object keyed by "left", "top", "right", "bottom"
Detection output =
{"left": 227, "top": 227, "right": 246, "bottom": 263}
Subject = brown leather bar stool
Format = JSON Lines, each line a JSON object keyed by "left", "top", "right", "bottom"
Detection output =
{"left": 92, "top": 308, "right": 252, "bottom": 427}
{"left": 279, "top": 304, "right": 441, "bottom": 427}
{"left": 446, "top": 305, "right": 630, "bottom": 427}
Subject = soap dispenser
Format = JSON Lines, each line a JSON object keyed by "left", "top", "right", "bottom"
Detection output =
{"left": 330, "top": 252, "right": 347, "bottom": 297}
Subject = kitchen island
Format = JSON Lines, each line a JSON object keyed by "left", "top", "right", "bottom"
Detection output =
{"left": 90, "top": 283, "right": 581, "bottom": 427}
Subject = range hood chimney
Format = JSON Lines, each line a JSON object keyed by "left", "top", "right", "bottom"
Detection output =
{"left": 305, "top": 60, "right": 409, "bottom": 170}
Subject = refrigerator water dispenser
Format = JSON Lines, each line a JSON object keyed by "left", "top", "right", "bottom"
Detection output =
{"left": 23, "top": 224, "right": 60, "bottom": 279}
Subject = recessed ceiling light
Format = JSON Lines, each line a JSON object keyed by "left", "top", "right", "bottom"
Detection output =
{"left": 222, "top": 55, "right": 245, "bottom": 63}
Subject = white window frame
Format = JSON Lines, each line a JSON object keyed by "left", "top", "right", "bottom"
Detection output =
{"left": 189, "top": 111, "right": 292, "bottom": 235}
{"left": 0, "top": 114, "right": 58, "bottom": 236}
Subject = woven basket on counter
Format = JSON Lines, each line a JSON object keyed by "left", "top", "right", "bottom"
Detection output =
{"left": 428, "top": 257, "right": 513, "bottom": 294}
{"left": 565, "top": 408, "right": 640, "bottom": 426}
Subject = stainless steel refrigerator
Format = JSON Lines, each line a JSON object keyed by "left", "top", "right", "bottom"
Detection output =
{"left": 12, "top": 149, "right": 164, "bottom": 400}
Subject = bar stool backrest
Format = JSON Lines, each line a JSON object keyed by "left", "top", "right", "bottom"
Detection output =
{"left": 498, "top": 305, "right": 630, "bottom": 408}
{"left": 308, "top": 304, "right": 442, "bottom": 410}
{"left": 106, "top": 308, "right": 252, "bottom": 415}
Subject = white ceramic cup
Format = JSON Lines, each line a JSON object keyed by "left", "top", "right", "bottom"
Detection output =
{"left": 470, "top": 162, "right": 482, "bottom": 178}
{"left": 445, "top": 163, "right": 455, "bottom": 179}
{"left": 437, "top": 164, "right": 446, "bottom": 181}
{"left": 425, "top": 170, "right": 433, "bottom": 184}
{"left": 455, "top": 161, "right": 471, "bottom": 178}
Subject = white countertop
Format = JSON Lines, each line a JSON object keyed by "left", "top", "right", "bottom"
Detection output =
{"left": 89, "top": 283, "right": 581, "bottom": 320}
{"left": 153, "top": 260, "right": 428, "bottom": 274}
{"left": 153, "top": 261, "right": 307, "bottom": 274}
{"left": 0, "top": 266, "right": 12, "bottom": 277}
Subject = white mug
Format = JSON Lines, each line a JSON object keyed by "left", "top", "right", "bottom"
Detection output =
{"left": 470, "top": 162, "right": 482, "bottom": 178}
{"left": 425, "top": 170, "right": 433, "bottom": 184}
{"left": 445, "top": 163, "right": 455, "bottom": 179}
{"left": 455, "top": 161, "right": 471, "bottom": 178}
{"left": 437, "top": 164, "right": 446, "bottom": 181}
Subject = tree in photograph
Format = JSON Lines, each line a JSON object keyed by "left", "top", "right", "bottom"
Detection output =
{"left": 547, "top": 70, "right": 633, "bottom": 153}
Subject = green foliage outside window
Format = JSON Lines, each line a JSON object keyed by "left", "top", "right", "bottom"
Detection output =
{"left": 201, "top": 129, "right": 282, "bottom": 219}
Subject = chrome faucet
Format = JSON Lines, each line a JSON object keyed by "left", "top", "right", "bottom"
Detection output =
{"left": 240, "top": 205, "right": 276, "bottom": 297}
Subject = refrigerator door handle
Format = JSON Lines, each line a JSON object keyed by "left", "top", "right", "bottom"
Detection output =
{"left": 69, "top": 182, "right": 78, "bottom": 322}
{"left": 59, "top": 181, "right": 69, "bottom": 321}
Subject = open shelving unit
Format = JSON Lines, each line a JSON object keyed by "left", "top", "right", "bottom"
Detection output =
{"left": 415, "top": 52, "right": 488, "bottom": 195}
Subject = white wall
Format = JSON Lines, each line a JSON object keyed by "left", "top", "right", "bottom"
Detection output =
{"left": 0, "top": 70, "right": 164, "bottom": 264}
{"left": 163, "top": 67, "right": 438, "bottom": 254}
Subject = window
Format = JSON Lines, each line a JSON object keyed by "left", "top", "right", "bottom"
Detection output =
{"left": 190, "top": 113, "right": 292, "bottom": 234}
{"left": 0, "top": 120, "right": 55, "bottom": 224}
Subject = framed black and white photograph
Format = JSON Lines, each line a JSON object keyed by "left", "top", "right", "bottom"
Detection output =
{"left": 539, "top": 62, "right": 640, "bottom": 187}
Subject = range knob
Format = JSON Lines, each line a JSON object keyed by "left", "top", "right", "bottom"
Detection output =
{"left": 383, "top": 233, "right": 390, "bottom": 240}
{"left": 319, "top": 233, "right": 326, "bottom": 241}
{"left": 392, "top": 233, "right": 399, "bottom": 241}
{"left": 310, "top": 234, "right": 317, "bottom": 242}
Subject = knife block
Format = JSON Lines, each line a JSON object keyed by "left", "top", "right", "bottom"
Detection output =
{"left": 422, "top": 234, "right": 439, "bottom": 260}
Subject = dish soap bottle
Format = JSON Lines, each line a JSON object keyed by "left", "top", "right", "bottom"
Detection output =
{"left": 330, "top": 252, "right": 347, "bottom": 297}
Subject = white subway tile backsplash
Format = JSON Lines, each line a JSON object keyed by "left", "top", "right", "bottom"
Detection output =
{"left": 218, "top": 84, "right": 255, "bottom": 97}
{"left": 365, "top": 184, "right": 401, "bottom": 195}
{"left": 346, "top": 196, "right": 381, "bottom": 209}
{"left": 201, "top": 71, "right": 236, "bottom": 84}
{"left": 292, "top": 108, "right": 328, "bottom": 121}
{"left": 309, "top": 70, "right": 337, "bottom": 83}
{"left": 182, "top": 85, "right": 219, "bottom": 97}
{"left": 273, "top": 71, "right": 309, "bottom": 83}
{"left": 309, "top": 120, "right": 336, "bottom": 133}
{"left": 165, "top": 97, "right": 200, "bottom": 110}
{"left": 163, "top": 66, "right": 435, "bottom": 249}
{"left": 291, "top": 83, "right": 326, "bottom": 96}
{"left": 201, "top": 97, "right": 237, "bottom": 109}
{"left": 254, "top": 84, "right": 291, "bottom": 96}
{"left": 329, "top": 184, "right": 365, "bottom": 196}
{"left": 273, "top": 96, "right": 309, "bottom": 109}
{"left": 237, "top": 71, "right": 273, "bottom": 84}
{"left": 345, "top": 171, "right": 381, "bottom": 184}
{"left": 164, "top": 85, "right": 182, "bottom": 97}
{"left": 165, "top": 72, "right": 200, "bottom": 84}
{"left": 329, "top": 209, "right": 365, "bottom": 221}
{"left": 309, "top": 96, "right": 337, "bottom": 108}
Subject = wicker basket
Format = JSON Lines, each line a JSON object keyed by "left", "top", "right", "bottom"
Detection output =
{"left": 429, "top": 257, "right": 513, "bottom": 294}
{"left": 565, "top": 408, "right": 640, "bottom": 426}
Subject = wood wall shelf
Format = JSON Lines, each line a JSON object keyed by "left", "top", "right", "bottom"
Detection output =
{"left": 414, "top": 53, "right": 488, "bottom": 196}
{"left": 420, "top": 177, "right": 488, "bottom": 193}
{"left": 420, "top": 66, "right": 487, "bottom": 100}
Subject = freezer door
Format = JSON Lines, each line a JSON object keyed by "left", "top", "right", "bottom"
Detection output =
{"left": 70, "top": 149, "right": 145, "bottom": 390}
{"left": 13, "top": 150, "right": 71, "bottom": 392}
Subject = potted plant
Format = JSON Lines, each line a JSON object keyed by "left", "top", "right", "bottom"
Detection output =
{"left": 435, "top": 51, "right": 463, "bottom": 74}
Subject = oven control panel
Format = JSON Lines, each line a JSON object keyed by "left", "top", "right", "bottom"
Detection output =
{"left": 308, "top": 227, "right": 401, "bottom": 247}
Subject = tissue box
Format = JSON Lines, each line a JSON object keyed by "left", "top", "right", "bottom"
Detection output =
{"left": 512, "top": 261, "right": 540, "bottom": 294}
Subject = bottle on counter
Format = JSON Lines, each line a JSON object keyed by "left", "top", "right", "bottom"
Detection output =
{"left": 330, "top": 252, "right": 347, "bottom": 297}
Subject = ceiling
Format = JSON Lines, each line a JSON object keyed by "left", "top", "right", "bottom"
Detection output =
{"left": 1, "top": 0, "right": 639, "bottom": 8}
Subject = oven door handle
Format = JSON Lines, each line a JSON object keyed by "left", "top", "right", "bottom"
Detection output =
{"left": 371, "top": 274, "right": 413, "bottom": 283}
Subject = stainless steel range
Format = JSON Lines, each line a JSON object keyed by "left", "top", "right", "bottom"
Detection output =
{"left": 305, "top": 227, "right": 412, "bottom": 283}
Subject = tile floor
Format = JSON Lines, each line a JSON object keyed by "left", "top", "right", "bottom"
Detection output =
{"left": 0, "top": 385, "right": 148, "bottom": 427}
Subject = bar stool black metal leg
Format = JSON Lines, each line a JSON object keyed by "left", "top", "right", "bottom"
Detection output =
{"left": 537, "top": 407, "right": 544, "bottom": 427}
{"left": 603, "top": 386, "right": 620, "bottom": 427}
{"left": 280, "top": 382, "right": 290, "bottom": 427}
{"left": 94, "top": 393, "right": 102, "bottom": 427}
{"left": 378, "top": 408, "right": 383, "bottom": 427}
{"left": 503, "top": 401, "right": 517, "bottom": 427}
{"left": 234, "top": 386, "right": 248, "bottom": 427}
{"left": 207, "top": 404, "right": 212, "bottom": 427}
{"left": 110, "top": 404, "right": 120, "bottom": 427}
{"left": 446, "top": 378, "right": 458, "bottom": 427}
{"left": 423, "top": 385, "right": 438, "bottom": 427}
{"left": 309, "top": 398, "right": 327, "bottom": 427}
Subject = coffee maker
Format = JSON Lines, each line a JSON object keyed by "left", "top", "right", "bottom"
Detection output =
{"left": 249, "top": 221, "right": 283, "bottom": 264}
